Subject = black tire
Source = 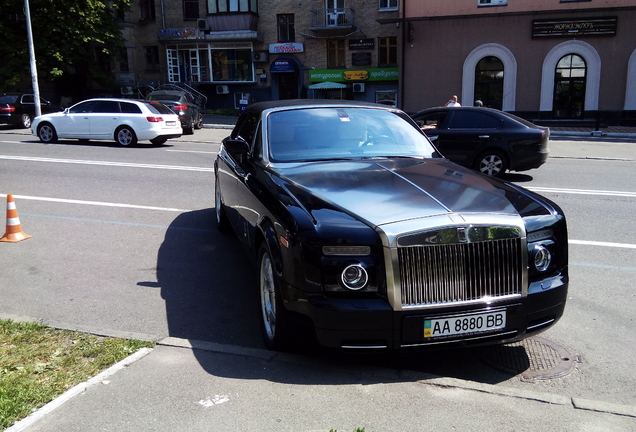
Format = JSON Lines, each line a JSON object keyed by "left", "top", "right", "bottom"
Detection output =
{"left": 115, "top": 126, "right": 137, "bottom": 146}
{"left": 37, "top": 122, "right": 57, "bottom": 143}
{"left": 194, "top": 113, "right": 203, "bottom": 129}
{"left": 184, "top": 117, "right": 195, "bottom": 135}
{"left": 215, "top": 175, "right": 230, "bottom": 232}
{"left": 258, "top": 243, "right": 290, "bottom": 351}
{"left": 150, "top": 137, "right": 167, "bottom": 145}
{"left": 474, "top": 150, "right": 509, "bottom": 177}
{"left": 21, "top": 113, "right": 32, "bottom": 129}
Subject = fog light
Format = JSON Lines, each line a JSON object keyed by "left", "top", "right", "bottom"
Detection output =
{"left": 533, "top": 244, "right": 551, "bottom": 272}
{"left": 341, "top": 264, "right": 368, "bottom": 290}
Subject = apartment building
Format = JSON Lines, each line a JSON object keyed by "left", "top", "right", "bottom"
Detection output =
{"left": 120, "top": 0, "right": 400, "bottom": 110}
{"left": 399, "top": 0, "right": 636, "bottom": 125}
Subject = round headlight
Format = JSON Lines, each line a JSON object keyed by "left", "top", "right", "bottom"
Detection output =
{"left": 341, "top": 264, "right": 368, "bottom": 290}
{"left": 533, "top": 245, "right": 552, "bottom": 272}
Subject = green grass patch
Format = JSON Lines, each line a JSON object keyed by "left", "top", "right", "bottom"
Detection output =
{"left": 0, "top": 319, "right": 154, "bottom": 430}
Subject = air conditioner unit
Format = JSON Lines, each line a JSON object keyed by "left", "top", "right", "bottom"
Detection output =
{"left": 216, "top": 85, "right": 230, "bottom": 94}
{"left": 352, "top": 83, "right": 365, "bottom": 93}
{"left": 197, "top": 18, "right": 209, "bottom": 30}
{"left": 251, "top": 51, "right": 269, "bottom": 63}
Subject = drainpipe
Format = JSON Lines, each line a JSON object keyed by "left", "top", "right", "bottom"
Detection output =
{"left": 160, "top": 0, "right": 165, "bottom": 29}
{"left": 399, "top": 0, "right": 406, "bottom": 110}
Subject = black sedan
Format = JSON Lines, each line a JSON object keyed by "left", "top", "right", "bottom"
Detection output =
{"left": 410, "top": 107, "right": 549, "bottom": 177}
{"left": 0, "top": 93, "right": 63, "bottom": 129}
{"left": 215, "top": 100, "right": 568, "bottom": 352}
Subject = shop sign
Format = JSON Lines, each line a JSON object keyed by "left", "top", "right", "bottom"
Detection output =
{"left": 270, "top": 59, "right": 296, "bottom": 73}
{"left": 158, "top": 28, "right": 196, "bottom": 40}
{"left": 344, "top": 70, "right": 369, "bottom": 81}
{"left": 209, "top": 42, "right": 253, "bottom": 49}
{"left": 309, "top": 68, "right": 399, "bottom": 82}
{"left": 269, "top": 43, "right": 304, "bottom": 53}
{"left": 349, "top": 38, "right": 374, "bottom": 50}
{"left": 532, "top": 17, "right": 617, "bottom": 37}
{"left": 352, "top": 53, "right": 372, "bottom": 67}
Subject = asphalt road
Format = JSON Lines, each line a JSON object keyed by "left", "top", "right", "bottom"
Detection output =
{"left": 1, "top": 126, "right": 635, "bottom": 409}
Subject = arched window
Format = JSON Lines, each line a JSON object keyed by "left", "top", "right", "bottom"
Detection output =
{"left": 553, "top": 54, "right": 587, "bottom": 119}
{"left": 474, "top": 56, "right": 504, "bottom": 109}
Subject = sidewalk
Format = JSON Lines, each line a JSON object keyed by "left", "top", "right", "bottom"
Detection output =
{"left": 9, "top": 338, "right": 636, "bottom": 432}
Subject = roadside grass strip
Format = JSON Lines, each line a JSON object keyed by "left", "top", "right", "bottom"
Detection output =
{"left": 0, "top": 320, "right": 154, "bottom": 430}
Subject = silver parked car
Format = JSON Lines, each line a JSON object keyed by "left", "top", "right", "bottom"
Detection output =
{"left": 31, "top": 98, "right": 182, "bottom": 146}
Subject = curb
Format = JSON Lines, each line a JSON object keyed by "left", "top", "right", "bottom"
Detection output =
{"left": 4, "top": 348, "right": 154, "bottom": 432}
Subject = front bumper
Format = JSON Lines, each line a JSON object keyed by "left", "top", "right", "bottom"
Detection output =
{"left": 286, "top": 276, "right": 568, "bottom": 350}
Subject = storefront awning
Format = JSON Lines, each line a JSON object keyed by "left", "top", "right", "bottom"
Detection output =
{"left": 308, "top": 82, "right": 347, "bottom": 89}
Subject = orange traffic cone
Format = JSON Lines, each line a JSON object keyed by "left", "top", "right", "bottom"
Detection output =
{"left": 1, "top": 194, "right": 32, "bottom": 243}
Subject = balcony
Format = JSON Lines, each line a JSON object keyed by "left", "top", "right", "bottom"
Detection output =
{"left": 309, "top": 8, "right": 356, "bottom": 35}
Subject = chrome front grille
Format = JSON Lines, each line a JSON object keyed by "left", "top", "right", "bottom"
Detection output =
{"left": 398, "top": 238, "right": 523, "bottom": 308}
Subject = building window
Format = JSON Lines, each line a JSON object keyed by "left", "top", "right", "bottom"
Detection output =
{"left": 207, "top": 0, "right": 258, "bottom": 13}
{"left": 378, "top": 37, "right": 397, "bottom": 67}
{"left": 140, "top": 0, "right": 156, "bottom": 21}
{"left": 183, "top": 0, "right": 199, "bottom": 20}
{"left": 378, "top": 0, "right": 398, "bottom": 10}
{"left": 475, "top": 56, "right": 504, "bottom": 110}
{"left": 144, "top": 46, "right": 160, "bottom": 72}
{"left": 553, "top": 54, "right": 586, "bottom": 119}
{"left": 277, "top": 14, "right": 295, "bottom": 42}
{"left": 327, "top": 39, "right": 346, "bottom": 68}
{"left": 120, "top": 48, "right": 130, "bottom": 72}
{"left": 212, "top": 49, "right": 254, "bottom": 82}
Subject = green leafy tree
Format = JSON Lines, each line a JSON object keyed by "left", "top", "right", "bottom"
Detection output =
{"left": 0, "top": 0, "right": 131, "bottom": 95}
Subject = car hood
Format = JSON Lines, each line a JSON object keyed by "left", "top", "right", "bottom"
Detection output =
{"left": 275, "top": 158, "right": 542, "bottom": 228}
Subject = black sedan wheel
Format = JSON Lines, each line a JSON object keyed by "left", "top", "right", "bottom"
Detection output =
{"left": 21, "top": 113, "right": 32, "bottom": 129}
{"left": 258, "top": 243, "right": 289, "bottom": 351}
{"left": 194, "top": 113, "right": 203, "bottom": 130}
{"left": 37, "top": 123, "right": 57, "bottom": 143}
{"left": 475, "top": 150, "right": 509, "bottom": 177}
{"left": 150, "top": 137, "right": 167, "bottom": 145}
{"left": 115, "top": 126, "right": 137, "bottom": 146}
{"left": 215, "top": 177, "right": 230, "bottom": 232}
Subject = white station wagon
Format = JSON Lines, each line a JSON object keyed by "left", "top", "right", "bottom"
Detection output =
{"left": 31, "top": 98, "right": 182, "bottom": 146}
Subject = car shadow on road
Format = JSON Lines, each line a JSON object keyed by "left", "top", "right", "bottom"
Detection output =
{"left": 156, "top": 208, "right": 523, "bottom": 386}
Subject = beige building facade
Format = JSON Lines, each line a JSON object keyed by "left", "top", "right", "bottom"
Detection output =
{"left": 401, "top": 0, "right": 636, "bottom": 125}
{"left": 119, "top": 0, "right": 400, "bottom": 110}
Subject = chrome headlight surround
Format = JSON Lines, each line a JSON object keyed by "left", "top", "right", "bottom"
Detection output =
{"left": 532, "top": 244, "right": 552, "bottom": 272}
{"left": 341, "top": 264, "right": 369, "bottom": 291}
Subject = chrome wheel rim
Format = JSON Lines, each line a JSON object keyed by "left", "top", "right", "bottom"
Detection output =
{"left": 215, "top": 180, "right": 222, "bottom": 224}
{"left": 117, "top": 128, "right": 133, "bottom": 145}
{"left": 21, "top": 113, "right": 31, "bottom": 128}
{"left": 479, "top": 154, "right": 503, "bottom": 176}
{"left": 259, "top": 251, "right": 276, "bottom": 341}
{"left": 39, "top": 125, "right": 52, "bottom": 141}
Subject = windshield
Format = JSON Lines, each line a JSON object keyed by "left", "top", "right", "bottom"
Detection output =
{"left": 266, "top": 107, "right": 436, "bottom": 162}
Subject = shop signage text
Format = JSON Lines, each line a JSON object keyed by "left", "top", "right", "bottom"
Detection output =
{"left": 269, "top": 43, "right": 304, "bottom": 53}
{"left": 309, "top": 68, "right": 399, "bottom": 82}
{"left": 532, "top": 17, "right": 617, "bottom": 37}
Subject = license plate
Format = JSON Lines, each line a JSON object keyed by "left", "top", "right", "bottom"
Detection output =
{"left": 166, "top": 121, "right": 176, "bottom": 126}
{"left": 424, "top": 311, "right": 506, "bottom": 339}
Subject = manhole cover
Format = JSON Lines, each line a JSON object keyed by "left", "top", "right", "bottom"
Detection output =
{"left": 476, "top": 336, "right": 580, "bottom": 382}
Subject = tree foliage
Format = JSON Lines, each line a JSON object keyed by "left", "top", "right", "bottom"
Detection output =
{"left": 0, "top": 0, "right": 131, "bottom": 93}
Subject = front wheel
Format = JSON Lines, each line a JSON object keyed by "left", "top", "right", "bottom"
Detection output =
{"left": 115, "top": 126, "right": 137, "bottom": 146}
{"left": 194, "top": 113, "right": 203, "bottom": 129}
{"left": 474, "top": 150, "right": 509, "bottom": 177}
{"left": 21, "top": 113, "right": 32, "bottom": 129}
{"left": 37, "top": 123, "right": 57, "bottom": 143}
{"left": 258, "top": 243, "right": 290, "bottom": 351}
{"left": 215, "top": 175, "right": 230, "bottom": 232}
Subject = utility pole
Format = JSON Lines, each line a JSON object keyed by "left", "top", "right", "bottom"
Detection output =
{"left": 24, "top": 0, "right": 41, "bottom": 117}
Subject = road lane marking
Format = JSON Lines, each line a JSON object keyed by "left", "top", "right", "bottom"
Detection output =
{"left": 166, "top": 149, "right": 217, "bottom": 154}
{"left": 528, "top": 187, "right": 636, "bottom": 198}
{"left": 571, "top": 262, "right": 636, "bottom": 272}
{"left": 568, "top": 240, "right": 636, "bottom": 249}
{"left": 0, "top": 194, "right": 190, "bottom": 212}
{"left": 0, "top": 155, "right": 214, "bottom": 172}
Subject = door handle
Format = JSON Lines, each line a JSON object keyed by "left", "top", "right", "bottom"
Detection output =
{"left": 478, "top": 135, "right": 490, "bottom": 139}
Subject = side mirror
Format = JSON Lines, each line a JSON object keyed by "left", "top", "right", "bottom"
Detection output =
{"left": 63, "top": 108, "right": 70, "bottom": 114}
{"left": 222, "top": 138, "right": 250, "bottom": 162}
